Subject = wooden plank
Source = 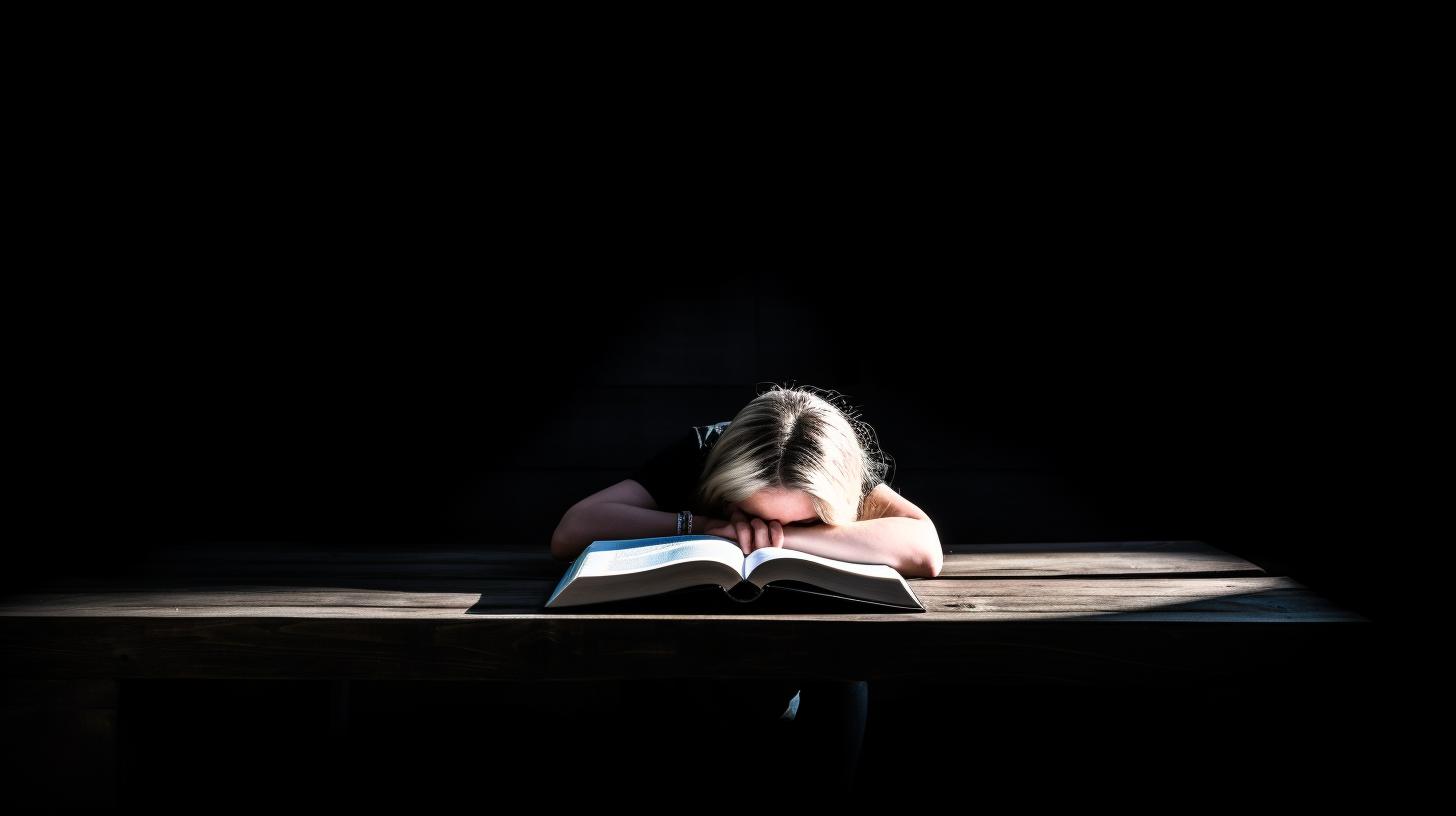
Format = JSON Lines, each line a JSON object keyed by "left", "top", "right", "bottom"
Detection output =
{"left": 939, "top": 540, "right": 1264, "bottom": 577}
{"left": 0, "top": 544, "right": 1364, "bottom": 688}
{"left": 0, "top": 576, "right": 1361, "bottom": 621}
{"left": 0, "top": 605, "right": 1376, "bottom": 686}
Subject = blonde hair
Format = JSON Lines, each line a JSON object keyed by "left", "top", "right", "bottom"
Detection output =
{"left": 692, "top": 384, "right": 891, "bottom": 526}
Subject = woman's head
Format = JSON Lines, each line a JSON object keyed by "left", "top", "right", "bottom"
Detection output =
{"left": 693, "top": 384, "right": 890, "bottom": 526}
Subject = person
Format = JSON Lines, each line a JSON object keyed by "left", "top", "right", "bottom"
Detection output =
{"left": 548, "top": 384, "right": 943, "bottom": 794}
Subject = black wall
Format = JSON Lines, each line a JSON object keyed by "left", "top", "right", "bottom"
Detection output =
{"left": 14, "top": 272, "right": 1401, "bottom": 623}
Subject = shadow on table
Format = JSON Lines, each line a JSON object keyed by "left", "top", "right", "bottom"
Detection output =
{"left": 484, "top": 582, "right": 928, "bottom": 615}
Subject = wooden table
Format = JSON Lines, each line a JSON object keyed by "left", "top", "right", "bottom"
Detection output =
{"left": 0, "top": 540, "right": 1376, "bottom": 805}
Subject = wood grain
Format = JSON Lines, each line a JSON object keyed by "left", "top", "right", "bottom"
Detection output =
{"left": 0, "top": 609, "right": 1375, "bottom": 686}
{"left": 0, "top": 542, "right": 1371, "bottom": 687}
{"left": 0, "top": 576, "right": 1359, "bottom": 621}
{"left": 938, "top": 539, "right": 1263, "bottom": 576}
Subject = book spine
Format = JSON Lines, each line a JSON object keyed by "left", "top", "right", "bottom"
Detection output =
{"left": 724, "top": 581, "right": 763, "bottom": 603}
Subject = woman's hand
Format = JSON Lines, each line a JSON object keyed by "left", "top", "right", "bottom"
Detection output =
{"left": 696, "top": 516, "right": 738, "bottom": 543}
{"left": 702, "top": 502, "right": 784, "bottom": 555}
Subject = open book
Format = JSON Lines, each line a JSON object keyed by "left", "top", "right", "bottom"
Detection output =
{"left": 544, "top": 534, "right": 926, "bottom": 611}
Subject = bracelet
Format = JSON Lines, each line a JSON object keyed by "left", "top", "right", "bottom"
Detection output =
{"left": 676, "top": 509, "right": 693, "bottom": 535}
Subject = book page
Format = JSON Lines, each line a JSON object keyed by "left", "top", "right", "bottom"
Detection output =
{"left": 744, "top": 546, "right": 904, "bottom": 580}
{"left": 573, "top": 535, "right": 744, "bottom": 579}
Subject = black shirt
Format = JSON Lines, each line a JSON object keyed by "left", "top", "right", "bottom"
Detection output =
{"left": 626, "top": 420, "right": 731, "bottom": 515}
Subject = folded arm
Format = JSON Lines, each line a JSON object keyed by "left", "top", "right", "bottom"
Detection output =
{"left": 549, "top": 479, "right": 681, "bottom": 561}
{"left": 780, "top": 484, "right": 943, "bottom": 578}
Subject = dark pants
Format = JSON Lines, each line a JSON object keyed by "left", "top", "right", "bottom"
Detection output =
{"left": 588, "top": 677, "right": 870, "bottom": 798}
{"left": 786, "top": 679, "right": 870, "bottom": 793}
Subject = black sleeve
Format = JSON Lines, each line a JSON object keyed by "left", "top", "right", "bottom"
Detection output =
{"left": 626, "top": 430, "right": 702, "bottom": 511}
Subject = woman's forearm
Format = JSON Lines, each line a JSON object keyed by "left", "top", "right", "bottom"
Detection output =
{"left": 550, "top": 502, "right": 680, "bottom": 561}
{"left": 782, "top": 517, "right": 943, "bottom": 578}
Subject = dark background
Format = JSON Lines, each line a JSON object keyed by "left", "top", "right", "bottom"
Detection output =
{"left": 4, "top": 13, "right": 1436, "bottom": 804}
{"left": 8, "top": 140, "right": 1425, "bottom": 806}
{"left": 14, "top": 271, "right": 1409, "bottom": 623}
{"left": 11, "top": 244, "right": 1419, "bottom": 808}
